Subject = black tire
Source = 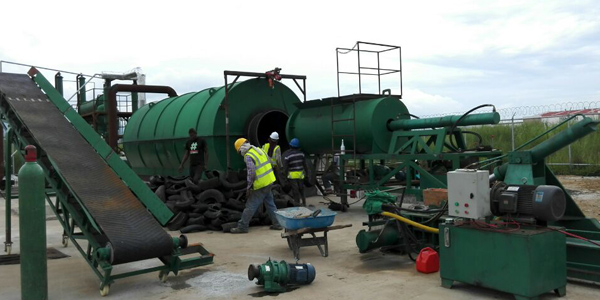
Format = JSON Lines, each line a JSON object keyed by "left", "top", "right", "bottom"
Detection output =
{"left": 272, "top": 189, "right": 281, "bottom": 199}
{"left": 167, "top": 212, "right": 189, "bottom": 231}
{"left": 207, "top": 224, "right": 221, "bottom": 231}
{"left": 167, "top": 175, "right": 188, "bottom": 185}
{"left": 221, "top": 189, "right": 234, "bottom": 199}
{"left": 185, "top": 179, "right": 203, "bottom": 193}
{"left": 174, "top": 191, "right": 194, "bottom": 209}
{"left": 188, "top": 212, "right": 202, "bottom": 219}
{"left": 225, "top": 211, "right": 242, "bottom": 222}
{"left": 166, "top": 186, "right": 187, "bottom": 195}
{"left": 166, "top": 202, "right": 181, "bottom": 214}
{"left": 223, "top": 198, "right": 245, "bottom": 211}
{"left": 274, "top": 199, "right": 288, "bottom": 209}
{"left": 196, "top": 177, "right": 221, "bottom": 190}
{"left": 205, "top": 170, "right": 219, "bottom": 179}
{"left": 219, "top": 171, "right": 246, "bottom": 190}
{"left": 150, "top": 175, "right": 166, "bottom": 186}
{"left": 155, "top": 185, "right": 167, "bottom": 203}
{"left": 237, "top": 169, "right": 247, "bottom": 181}
{"left": 211, "top": 218, "right": 224, "bottom": 228}
{"left": 187, "top": 215, "right": 206, "bottom": 226}
{"left": 180, "top": 224, "right": 207, "bottom": 233}
{"left": 226, "top": 171, "right": 240, "bottom": 183}
{"left": 203, "top": 207, "right": 222, "bottom": 220}
{"left": 249, "top": 217, "right": 261, "bottom": 227}
{"left": 260, "top": 215, "right": 273, "bottom": 226}
{"left": 221, "top": 222, "right": 238, "bottom": 233}
{"left": 191, "top": 203, "right": 209, "bottom": 214}
{"left": 168, "top": 195, "right": 183, "bottom": 202}
{"left": 196, "top": 189, "right": 225, "bottom": 204}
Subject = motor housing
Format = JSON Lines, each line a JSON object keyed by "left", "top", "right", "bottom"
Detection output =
{"left": 248, "top": 259, "right": 316, "bottom": 293}
{"left": 490, "top": 182, "right": 566, "bottom": 222}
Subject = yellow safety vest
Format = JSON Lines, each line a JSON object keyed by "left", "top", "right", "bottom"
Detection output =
{"left": 289, "top": 170, "right": 304, "bottom": 179}
{"left": 261, "top": 143, "right": 280, "bottom": 167}
{"left": 245, "top": 147, "right": 276, "bottom": 190}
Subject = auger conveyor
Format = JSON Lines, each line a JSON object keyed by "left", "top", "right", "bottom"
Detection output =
{"left": 0, "top": 68, "right": 213, "bottom": 296}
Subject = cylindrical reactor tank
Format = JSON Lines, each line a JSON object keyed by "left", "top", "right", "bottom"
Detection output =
{"left": 286, "top": 96, "right": 410, "bottom": 154}
{"left": 79, "top": 95, "right": 107, "bottom": 137}
{"left": 123, "top": 79, "right": 301, "bottom": 176}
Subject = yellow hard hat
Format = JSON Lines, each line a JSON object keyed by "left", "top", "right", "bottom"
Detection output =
{"left": 234, "top": 138, "right": 248, "bottom": 152}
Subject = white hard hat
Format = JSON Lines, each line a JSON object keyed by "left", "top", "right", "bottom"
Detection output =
{"left": 270, "top": 132, "right": 279, "bottom": 140}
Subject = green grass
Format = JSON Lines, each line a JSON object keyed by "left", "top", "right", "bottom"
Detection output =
{"left": 464, "top": 120, "right": 600, "bottom": 176}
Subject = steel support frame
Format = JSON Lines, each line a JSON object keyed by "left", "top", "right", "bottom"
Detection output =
{"left": 336, "top": 41, "right": 402, "bottom": 98}
{"left": 338, "top": 151, "right": 501, "bottom": 202}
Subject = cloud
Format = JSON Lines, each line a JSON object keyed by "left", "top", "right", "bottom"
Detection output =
{"left": 402, "top": 88, "right": 464, "bottom": 116}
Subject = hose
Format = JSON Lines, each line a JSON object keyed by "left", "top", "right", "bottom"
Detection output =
{"left": 381, "top": 211, "right": 440, "bottom": 234}
{"left": 449, "top": 104, "right": 496, "bottom": 151}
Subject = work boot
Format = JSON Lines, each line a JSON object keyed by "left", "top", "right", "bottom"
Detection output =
{"left": 269, "top": 224, "right": 283, "bottom": 230}
{"left": 230, "top": 227, "right": 249, "bottom": 234}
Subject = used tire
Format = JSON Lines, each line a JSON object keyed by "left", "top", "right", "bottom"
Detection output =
{"left": 191, "top": 203, "right": 209, "bottom": 214}
{"left": 219, "top": 171, "right": 246, "bottom": 190}
{"left": 203, "top": 207, "right": 222, "bottom": 220}
{"left": 187, "top": 215, "right": 206, "bottom": 226}
{"left": 196, "top": 177, "right": 221, "bottom": 190}
{"left": 185, "top": 179, "right": 203, "bottom": 193}
{"left": 223, "top": 198, "right": 245, "bottom": 211}
{"left": 155, "top": 185, "right": 166, "bottom": 203}
{"left": 221, "top": 222, "right": 238, "bottom": 233}
{"left": 196, "top": 189, "right": 225, "bottom": 204}
{"left": 166, "top": 202, "right": 181, "bottom": 214}
{"left": 167, "top": 212, "right": 189, "bottom": 231}
{"left": 180, "top": 224, "right": 207, "bottom": 233}
{"left": 168, "top": 195, "right": 183, "bottom": 202}
{"left": 174, "top": 191, "right": 194, "bottom": 209}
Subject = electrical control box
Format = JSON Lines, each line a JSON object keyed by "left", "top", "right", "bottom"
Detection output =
{"left": 447, "top": 169, "right": 491, "bottom": 219}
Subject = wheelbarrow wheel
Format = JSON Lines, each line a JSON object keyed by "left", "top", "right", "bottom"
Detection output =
{"left": 159, "top": 270, "right": 169, "bottom": 283}
{"left": 100, "top": 284, "right": 110, "bottom": 297}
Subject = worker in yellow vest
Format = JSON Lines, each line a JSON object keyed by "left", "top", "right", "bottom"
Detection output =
{"left": 262, "top": 131, "right": 282, "bottom": 170}
{"left": 282, "top": 138, "right": 310, "bottom": 206}
{"left": 230, "top": 138, "right": 282, "bottom": 233}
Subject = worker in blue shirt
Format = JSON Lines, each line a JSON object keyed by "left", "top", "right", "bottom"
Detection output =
{"left": 282, "top": 138, "right": 310, "bottom": 206}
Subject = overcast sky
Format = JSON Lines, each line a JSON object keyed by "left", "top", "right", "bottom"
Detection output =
{"left": 1, "top": 1, "right": 598, "bottom": 117}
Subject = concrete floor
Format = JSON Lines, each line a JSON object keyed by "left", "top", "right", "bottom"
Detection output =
{"left": 1, "top": 195, "right": 599, "bottom": 300}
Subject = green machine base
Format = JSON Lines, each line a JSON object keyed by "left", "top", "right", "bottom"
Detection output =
{"left": 439, "top": 224, "right": 566, "bottom": 300}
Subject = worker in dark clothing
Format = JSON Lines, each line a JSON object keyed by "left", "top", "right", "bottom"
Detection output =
{"left": 178, "top": 128, "right": 208, "bottom": 183}
{"left": 230, "top": 138, "right": 282, "bottom": 234}
{"left": 322, "top": 155, "right": 340, "bottom": 195}
{"left": 282, "top": 138, "right": 310, "bottom": 206}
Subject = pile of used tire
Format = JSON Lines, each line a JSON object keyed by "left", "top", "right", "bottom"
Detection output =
{"left": 148, "top": 170, "right": 300, "bottom": 234}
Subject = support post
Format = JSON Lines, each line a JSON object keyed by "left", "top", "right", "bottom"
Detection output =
{"left": 3, "top": 128, "right": 12, "bottom": 254}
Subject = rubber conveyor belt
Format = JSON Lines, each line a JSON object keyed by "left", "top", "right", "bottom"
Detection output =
{"left": 0, "top": 73, "right": 173, "bottom": 264}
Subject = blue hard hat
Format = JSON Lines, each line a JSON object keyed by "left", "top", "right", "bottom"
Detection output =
{"left": 290, "top": 138, "right": 300, "bottom": 148}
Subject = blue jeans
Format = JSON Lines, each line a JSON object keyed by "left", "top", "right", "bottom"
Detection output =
{"left": 237, "top": 185, "right": 280, "bottom": 230}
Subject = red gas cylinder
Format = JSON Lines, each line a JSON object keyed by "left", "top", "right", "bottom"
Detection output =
{"left": 416, "top": 247, "right": 439, "bottom": 274}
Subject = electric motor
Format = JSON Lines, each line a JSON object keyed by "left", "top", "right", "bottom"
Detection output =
{"left": 490, "top": 182, "right": 566, "bottom": 222}
{"left": 248, "top": 259, "right": 316, "bottom": 293}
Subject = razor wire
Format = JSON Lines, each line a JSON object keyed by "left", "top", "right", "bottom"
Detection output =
{"left": 422, "top": 101, "right": 600, "bottom": 120}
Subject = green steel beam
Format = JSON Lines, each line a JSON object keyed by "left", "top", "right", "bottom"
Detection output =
{"left": 388, "top": 112, "right": 500, "bottom": 131}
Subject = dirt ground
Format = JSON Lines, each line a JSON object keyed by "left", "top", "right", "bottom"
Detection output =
{"left": 0, "top": 177, "right": 599, "bottom": 299}
{"left": 558, "top": 175, "right": 600, "bottom": 220}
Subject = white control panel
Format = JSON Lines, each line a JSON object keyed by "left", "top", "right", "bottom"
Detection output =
{"left": 447, "top": 169, "right": 491, "bottom": 219}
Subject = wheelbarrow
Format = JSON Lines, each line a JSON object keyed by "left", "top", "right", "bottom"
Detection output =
{"left": 275, "top": 207, "right": 352, "bottom": 259}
